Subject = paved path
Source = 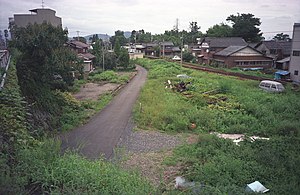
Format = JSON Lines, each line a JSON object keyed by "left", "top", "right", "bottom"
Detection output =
{"left": 60, "top": 65, "right": 147, "bottom": 160}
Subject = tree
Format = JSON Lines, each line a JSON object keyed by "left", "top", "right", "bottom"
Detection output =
{"left": 114, "top": 37, "right": 121, "bottom": 57}
{"left": 273, "top": 33, "right": 291, "bottom": 41}
{"left": 118, "top": 48, "right": 129, "bottom": 69}
{"left": 226, "top": 13, "right": 263, "bottom": 42}
{"left": 206, "top": 23, "right": 233, "bottom": 37}
{"left": 189, "top": 21, "right": 200, "bottom": 34}
{"left": 11, "top": 22, "right": 81, "bottom": 92}
{"left": 182, "top": 51, "right": 195, "bottom": 63}
{"left": 91, "top": 37, "right": 103, "bottom": 66}
{"left": 110, "top": 30, "right": 127, "bottom": 47}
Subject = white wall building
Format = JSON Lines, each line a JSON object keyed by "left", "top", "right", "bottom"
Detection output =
{"left": 289, "top": 23, "right": 300, "bottom": 83}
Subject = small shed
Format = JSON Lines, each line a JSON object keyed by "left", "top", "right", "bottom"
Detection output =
{"left": 274, "top": 70, "right": 290, "bottom": 80}
{"left": 245, "top": 181, "right": 269, "bottom": 193}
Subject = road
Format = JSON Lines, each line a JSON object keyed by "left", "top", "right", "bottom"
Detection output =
{"left": 60, "top": 65, "right": 147, "bottom": 160}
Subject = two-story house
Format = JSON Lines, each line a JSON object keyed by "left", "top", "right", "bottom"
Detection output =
{"left": 255, "top": 40, "right": 292, "bottom": 69}
{"left": 197, "top": 37, "right": 247, "bottom": 64}
{"left": 67, "top": 40, "right": 95, "bottom": 72}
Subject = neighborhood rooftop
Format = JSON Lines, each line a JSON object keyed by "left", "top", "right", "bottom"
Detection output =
{"left": 201, "top": 37, "right": 247, "bottom": 48}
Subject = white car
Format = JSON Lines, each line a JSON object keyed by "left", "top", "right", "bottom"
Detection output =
{"left": 259, "top": 80, "right": 285, "bottom": 92}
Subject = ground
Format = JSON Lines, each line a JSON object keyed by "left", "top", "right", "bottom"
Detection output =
{"left": 74, "top": 82, "right": 120, "bottom": 100}
{"left": 71, "top": 69, "right": 192, "bottom": 188}
{"left": 117, "top": 130, "right": 197, "bottom": 189}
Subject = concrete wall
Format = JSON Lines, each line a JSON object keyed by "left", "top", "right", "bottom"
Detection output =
{"left": 289, "top": 23, "right": 300, "bottom": 83}
{"left": 14, "top": 9, "right": 62, "bottom": 27}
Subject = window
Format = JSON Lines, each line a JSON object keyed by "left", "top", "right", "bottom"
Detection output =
{"left": 295, "top": 70, "right": 299, "bottom": 76}
{"left": 293, "top": 50, "right": 300, "bottom": 56}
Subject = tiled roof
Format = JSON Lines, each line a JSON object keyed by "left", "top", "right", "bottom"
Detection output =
{"left": 68, "top": 40, "right": 89, "bottom": 49}
{"left": 256, "top": 40, "right": 292, "bottom": 56}
{"left": 78, "top": 53, "right": 95, "bottom": 59}
{"left": 201, "top": 37, "right": 247, "bottom": 48}
{"left": 214, "top": 45, "right": 247, "bottom": 56}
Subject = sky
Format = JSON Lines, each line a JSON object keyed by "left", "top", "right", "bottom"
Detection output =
{"left": 1, "top": 0, "right": 300, "bottom": 40}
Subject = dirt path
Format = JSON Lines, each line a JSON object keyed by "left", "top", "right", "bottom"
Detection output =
{"left": 60, "top": 65, "right": 147, "bottom": 160}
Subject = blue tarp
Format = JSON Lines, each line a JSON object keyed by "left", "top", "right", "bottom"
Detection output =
{"left": 275, "top": 70, "right": 290, "bottom": 80}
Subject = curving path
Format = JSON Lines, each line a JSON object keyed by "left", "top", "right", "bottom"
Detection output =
{"left": 60, "top": 65, "right": 147, "bottom": 160}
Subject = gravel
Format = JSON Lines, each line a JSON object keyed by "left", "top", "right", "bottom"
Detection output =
{"left": 118, "top": 128, "right": 183, "bottom": 154}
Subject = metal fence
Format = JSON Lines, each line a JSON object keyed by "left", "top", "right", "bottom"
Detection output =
{"left": 0, "top": 50, "right": 11, "bottom": 91}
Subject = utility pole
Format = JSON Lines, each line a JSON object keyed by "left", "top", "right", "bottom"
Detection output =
{"left": 162, "top": 38, "right": 165, "bottom": 58}
{"left": 76, "top": 31, "right": 80, "bottom": 41}
{"left": 41, "top": 0, "right": 45, "bottom": 8}
{"left": 180, "top": 36, "right": 183, "bottom": 65}
{"left": 102, "top": 42, "right": 105, "bottom": 71}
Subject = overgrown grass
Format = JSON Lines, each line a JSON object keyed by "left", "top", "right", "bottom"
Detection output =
{"left": 88, "top": 70, "right": 129, "bottom": 84}
{"left": 1, "top": 140, "right": 154, "bottom": 194}
{"left": 135, "top": 58, "right": 300, "bottom": 194}
{"left": 164, "top": 134, "right": 300, "bottom": 195}
{"left": 135, "top": 58, "right": 300, "bottom": 137}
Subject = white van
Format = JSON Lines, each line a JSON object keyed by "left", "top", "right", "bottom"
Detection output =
{"left": 259, "top": 80, "right": 285, "bottom": 92}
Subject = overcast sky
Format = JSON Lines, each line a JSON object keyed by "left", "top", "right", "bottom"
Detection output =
{"left": 1, "top": 0, "right": 299, "bottom": 39}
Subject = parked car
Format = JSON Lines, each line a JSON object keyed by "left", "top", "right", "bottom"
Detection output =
{"left": 259, "top": 80, "right": 285, "bottom": 92}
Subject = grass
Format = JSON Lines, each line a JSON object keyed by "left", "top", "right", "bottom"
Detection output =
{"left": 134, "top": 58, "right": 300, "bottom": 194}
{"left": 135, "top": 58, "right": 300, "bottom": 137}
{"left": 1, "top": 140, "right": 154, "bottom": 194}
{"left": 88, "top": 70, "right": 130, "bottom": 84}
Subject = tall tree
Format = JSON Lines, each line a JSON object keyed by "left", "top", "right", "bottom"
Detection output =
{"left": 226, "top": 13, "right": 263, "bottom": 42}
{"left": 206, "top": 23, "right": 233, "bottom": 37}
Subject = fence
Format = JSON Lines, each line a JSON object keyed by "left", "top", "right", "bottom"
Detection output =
{"left": 0, "top": 50, "right": 11, "bottom": 91}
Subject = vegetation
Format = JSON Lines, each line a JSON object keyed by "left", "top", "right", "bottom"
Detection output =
{"left": 1, "top": 49, "right": 152, "bottom": 194}
{"left": 206, "top": 23, "right": 233, "bottom": 37}
{"left": 135, "top": 58, "right": 300, "bottom": 194}
{"left": 226, "top": 13, "right": 263, "bottom": 42}
{"left": 88, "top": 70, "right": 129, "bottom": 84}
{"left": 1, "top": 140, "right": 153, "bottom": 194}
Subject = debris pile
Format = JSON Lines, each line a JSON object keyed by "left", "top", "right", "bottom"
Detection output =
{"left": 210, "top": 132, "right": 270, "bottom": 145}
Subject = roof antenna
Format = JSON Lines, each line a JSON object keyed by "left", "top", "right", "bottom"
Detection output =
{"left": 42, "top": 0, "right": 45, "bottom": 8}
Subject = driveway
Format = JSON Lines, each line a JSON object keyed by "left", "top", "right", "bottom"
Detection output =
{"left": 60, "top": 65, "right": 147, "bottom": 160}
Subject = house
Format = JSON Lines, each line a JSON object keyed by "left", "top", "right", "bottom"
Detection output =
{"left": 289, "top": 23, "right": 300, "bottom": 83}
{"left": 144, "top": 41, "right": 181, "bottom": 57}
{"left": 160, "top": 41, "right": 181, "bottom": 57}
{"left": 197, "top": 37, "right": 247, "bottom": 64}
{"left": 255, "top": 40, "right": 292, "bottom": 68}
{"left": 212, "top": 45, "right": 273, "bottom": 69}
{"left": 145, "top": 43, "right": 159, "bottom": 56}
{"left": 276, "top": 56, "right": 290, "bottom": 70}
{"left": 67, "top": 40, "right": 95, "bottom": 72}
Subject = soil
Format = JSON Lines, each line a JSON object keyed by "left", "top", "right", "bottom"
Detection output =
{"left": 73, "top": 82, "right": 120, "bottom": 101}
